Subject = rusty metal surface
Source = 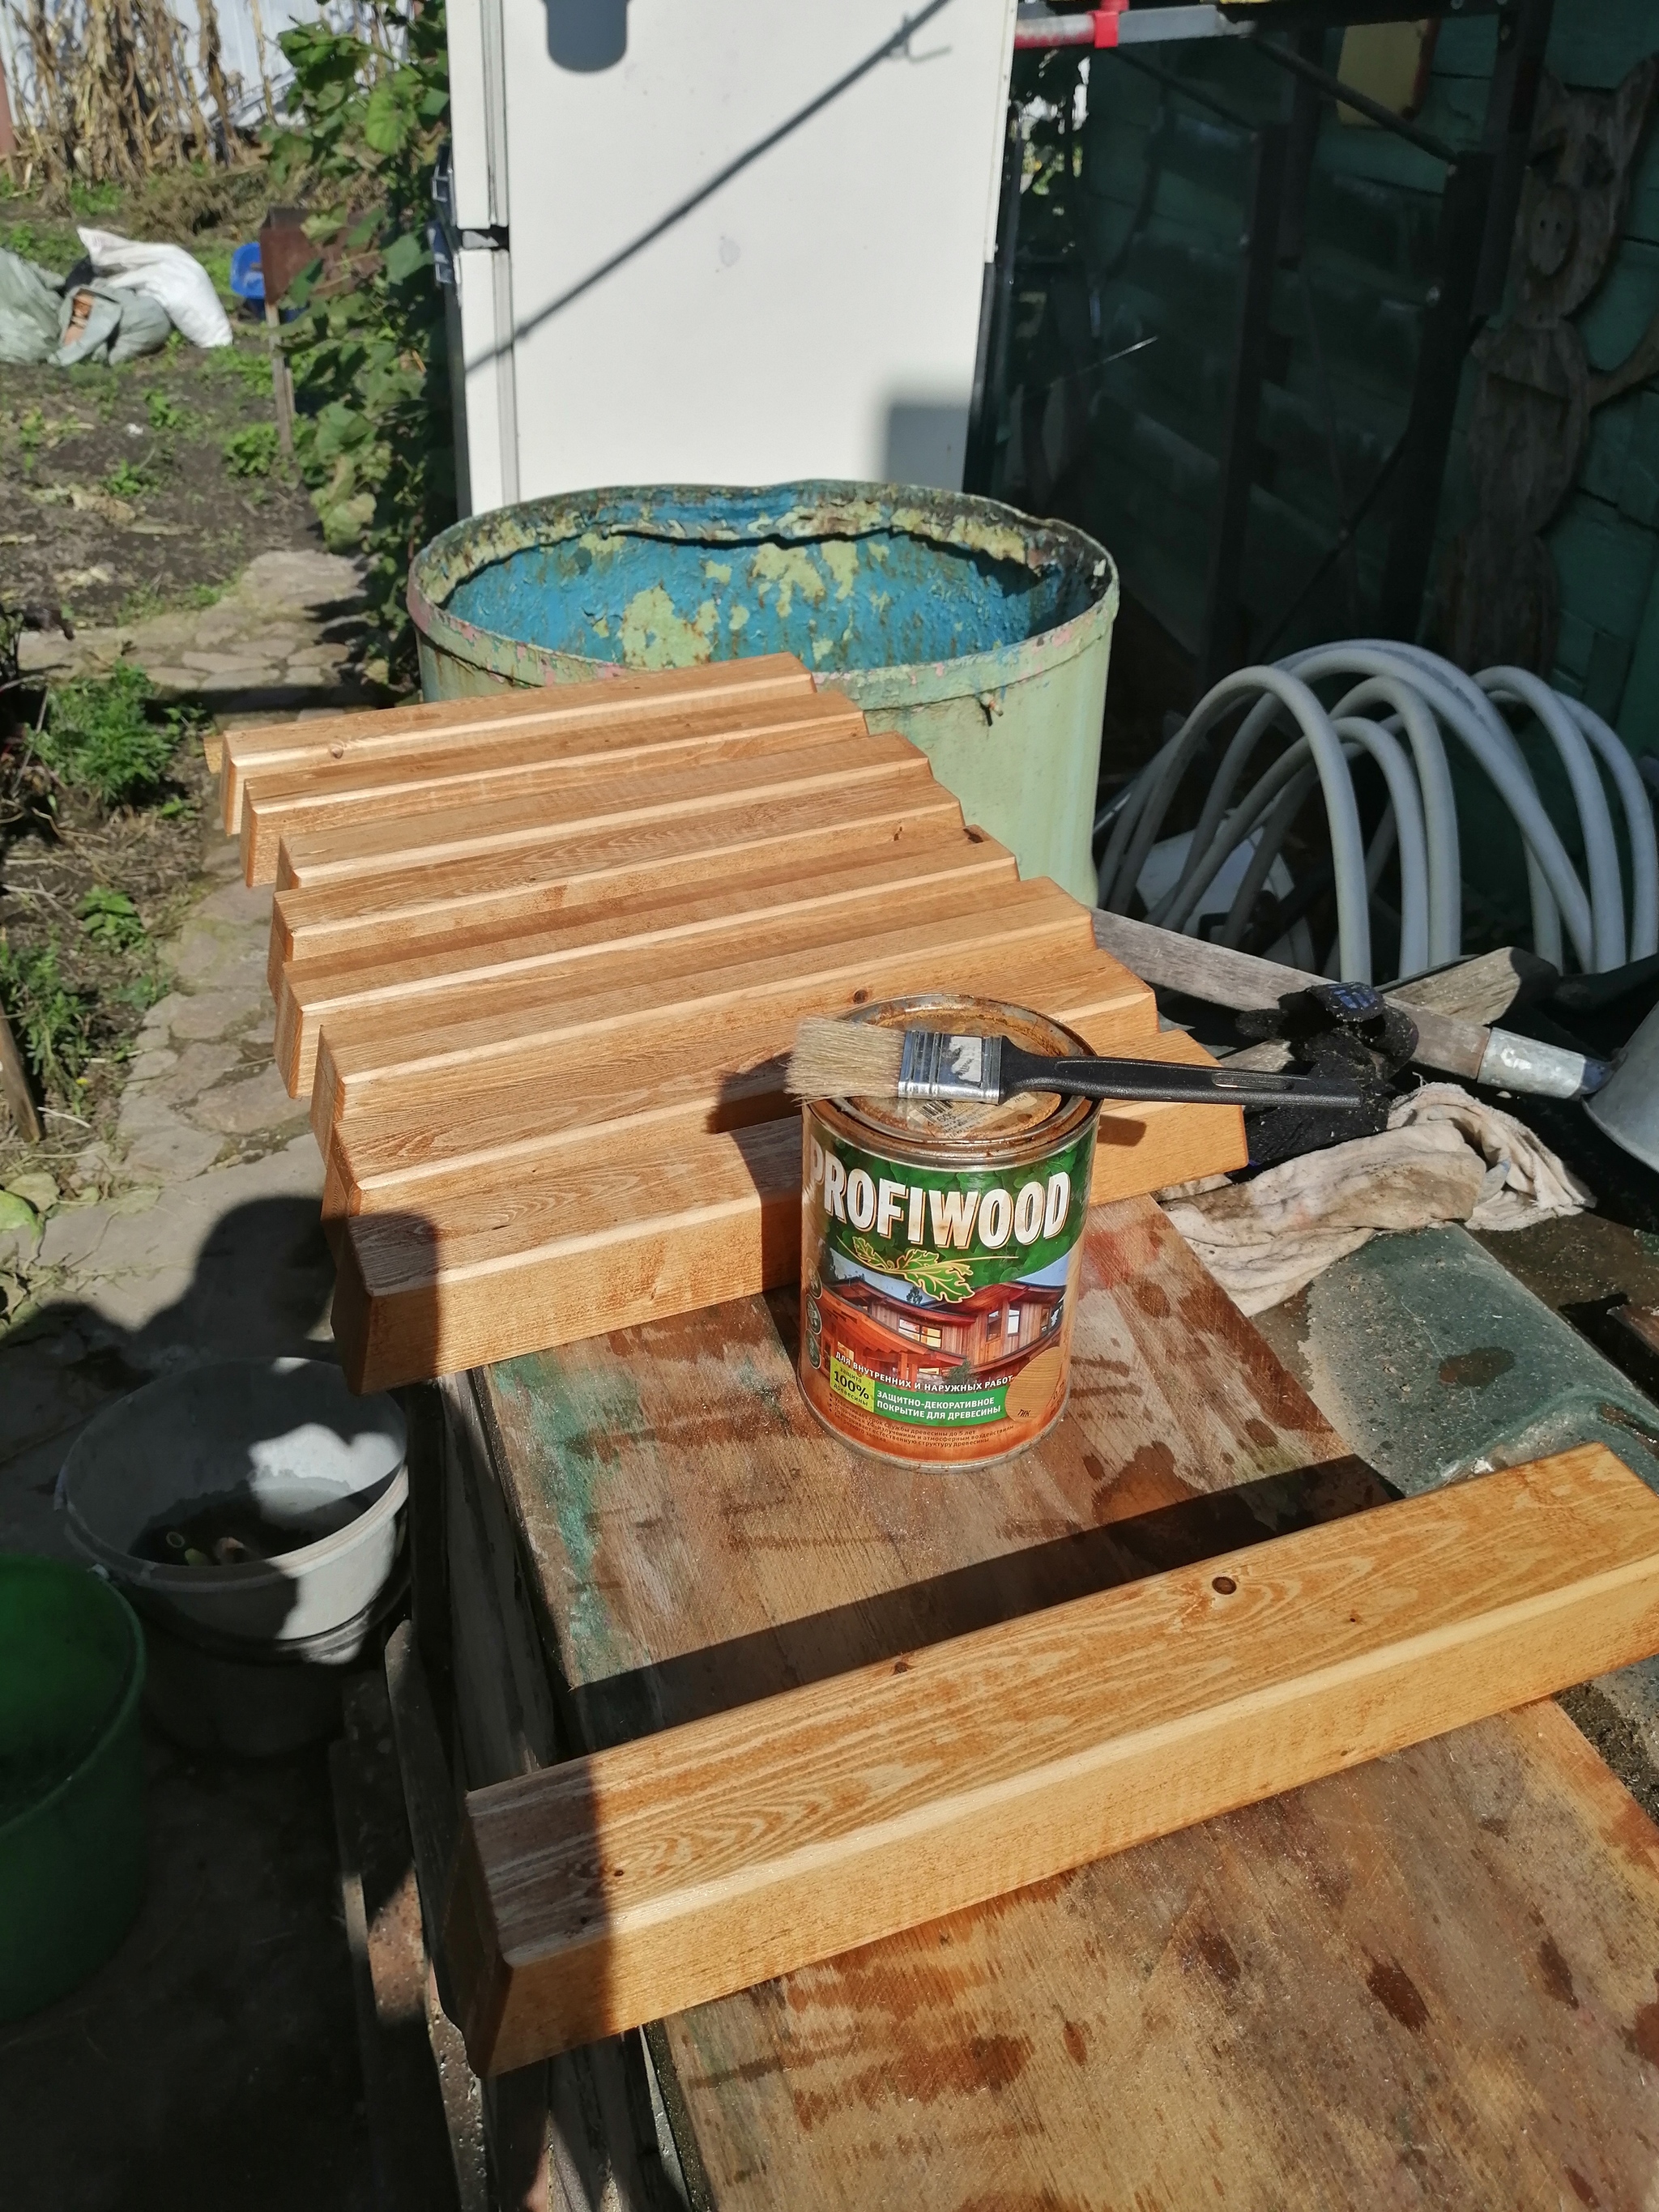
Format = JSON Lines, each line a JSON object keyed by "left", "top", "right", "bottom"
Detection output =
{"left": 407, "top": 484, "right": 1120, "bottom": 901}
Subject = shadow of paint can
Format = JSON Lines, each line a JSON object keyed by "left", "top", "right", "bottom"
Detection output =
{"left": 799, "top": 995, "right": 1099, "bottom": 1469}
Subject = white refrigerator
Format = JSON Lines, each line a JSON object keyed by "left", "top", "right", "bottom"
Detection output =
{"left": 441, "top": 0, "right": 1017, "bottom": 513}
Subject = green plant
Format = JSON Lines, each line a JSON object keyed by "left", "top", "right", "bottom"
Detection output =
{"left": 215, "top": 344, "right": 279, "bottom": 391}
{"left": 17, "top": 408, "right": 45, "bottom": 462}
{"left": 67, "top": 181, "right": 123, "bottom": 217}
{"left": 271, "top": 2, "right": 454, "bottom": 679}
{"left": 224, "top": 421, "right": 279, "bottom": 477}
{"left": 196, "top": 243, "right": 234, "bottom": 301}
{"left": 113, "top": 970, "right": 168, "bottom": 1013}
{"left": 144, "top": 389, "right": 186, "bottom": 430}
{"left": 32, "top": 667, "right": 181, "bottom": 808}
{"left": 78, "top": 888, "right": 147, "bottom": 951}
{"left": 103, "top": 458, "right": 158, "bottom": 501}
{"left": 0, "top": 939, "right": 92, "bottom": 1096}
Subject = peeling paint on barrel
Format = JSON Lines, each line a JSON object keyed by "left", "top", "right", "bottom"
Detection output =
{"left": 407, "top": 482, "right": 1118, "bottom": 902}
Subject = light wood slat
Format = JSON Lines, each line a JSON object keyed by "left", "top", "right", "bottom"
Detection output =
{"left": 323, "top": 1020, "right": 1242, "bottom": 1227}
{"left": 315, "top": 941, "right": 1136, "bottom": 1210}
{"left": 333, "top": 1117, "right": 800, "bottom": 1389}
{"left": 242, "top": 702, "right": 874, "bottom": 884}
{"left": 330, "top": 1084, "right": 1242, "bottom": 1390}
{"left": 267, "top": 778, "right": 968, "bottom": 982}
{"left": 445, "top": 1443, "right": 1659, "bottom": 2073}
{"left": 241, "top": 687, "right": 855, "bottom": 837}
{"left": 273, "top": 740, "right": 936, "bottom": 893}
{"left": 476, "top": 1197, "right": 1659, "bottom": 2206}
{"left": 221, "top": 652, "right": 813, "bottom": 831}
{"left": 275, "top": 831, "right": 1014, "bottom": 1097}
{"left": 307, "top": 887, "right": 1123, "bottom": 1139}
{"left": 326, "top": 1042, "right": 1241, "bottom": 1392}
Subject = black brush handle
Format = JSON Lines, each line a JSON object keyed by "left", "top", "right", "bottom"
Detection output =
{"left": 1000, "top": 1042, "right": 1367, "bottom": 1110}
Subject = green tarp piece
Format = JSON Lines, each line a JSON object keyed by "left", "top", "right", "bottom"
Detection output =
{"left": 0, "top": 247, "right": 171, "bottom": 369}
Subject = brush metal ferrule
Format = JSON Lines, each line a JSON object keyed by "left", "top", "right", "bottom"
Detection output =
{"left": 897, "top": 1029, "right": 1003, "bottom": 1104}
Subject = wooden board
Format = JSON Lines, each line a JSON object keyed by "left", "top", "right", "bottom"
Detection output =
{"left": 446, "top": 1443, "right": 1659, "bottom": 2073}
{"left": 460, "top": 1196, "right": 1659, "bottom": 2208}
{"left": 241, "top": 699, "right": 875, "bottom": 884}
{"left": 271, "top": 739, "right": 938, "bottom": 894}
{"left": 274, "top": 829, "right": 1017, "bottom": 1097}
{"left": 221, "top": 652, "right": 815, "bottom": 833}
{"left": 330, "top": 1033, "right": 1240, "bottom": 1392}
{"left": 306, "top": 883, "right": 1114, "bottom": 1140}
{"left": 322, "top": 1023, "right": 1236, "bottom": 1227}
{"left": 267, "top": 780, "right": 971, "bottom": 986}
{"left": 234, "top": 658, "right": 1250, "bottom": 1385}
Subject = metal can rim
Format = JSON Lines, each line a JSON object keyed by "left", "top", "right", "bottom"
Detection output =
{"left": 809, "top": 994, "right": 1101, "bottom": 1167}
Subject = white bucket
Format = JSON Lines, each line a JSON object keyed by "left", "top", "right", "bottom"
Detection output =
{"left": 58, "top": 1357, "right": 407, "bottom": 1647}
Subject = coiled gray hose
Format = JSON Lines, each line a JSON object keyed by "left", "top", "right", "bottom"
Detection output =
{"left": 1095, "top": 641, "right": 1658, "bottom": 983}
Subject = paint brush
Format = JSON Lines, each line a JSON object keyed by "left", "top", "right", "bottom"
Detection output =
{"left": 785, "top": 1018, "right": 1369, "bottom": 1110}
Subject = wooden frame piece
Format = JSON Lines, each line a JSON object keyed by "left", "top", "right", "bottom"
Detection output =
{"left": 274, "top": 831, "right": 1019, "bottom": 1097}
{"left": 267, "top": 782, "right": 971, "bottom": 987}
{"left": 241, "top": 704, "right": 880, "bottom": 885}
{"left": 221, "top": 651, "right": 816, "bottom": 833}
{"left": 305, "top": 884, "right": 1112, "bottom": 1140}
{"left": 270, "top": 739, "right": 934, "bottom": 893}
{"left": 230, "top": 654, "right": 1255, "bottom": 1385}
{"left": 445, "top": 1445, "right": 1659, "bottom": 2073}
{"left": 327, "top": 1034, "right": 1243, "bottom": 1392}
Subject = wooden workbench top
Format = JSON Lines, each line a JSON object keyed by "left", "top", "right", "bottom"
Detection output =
{"left": 459, "top": 1197, "right": 1659, "bottom": 2207}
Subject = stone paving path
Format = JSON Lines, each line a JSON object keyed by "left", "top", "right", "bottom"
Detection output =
{"left": 18, "top": 545, "right": 374, "bottom": 711}
{"left": 2, "top": 664, "right": 340, "bottom": 1554}
{"left": 1, "top": 552, "right": 377, "bottom": 2210}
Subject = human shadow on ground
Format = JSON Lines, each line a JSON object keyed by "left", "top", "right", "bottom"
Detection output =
{"left": 0, "top": 1193, "right": 394, "bottom": 2212}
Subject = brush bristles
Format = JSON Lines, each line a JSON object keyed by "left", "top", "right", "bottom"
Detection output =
{"left": 786, "top": 1017, "right": 905, "bottom": 1102}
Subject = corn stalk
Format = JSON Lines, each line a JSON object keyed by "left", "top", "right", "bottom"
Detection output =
{"left": 2, "top": 0, "right": 245, "bottom": 185}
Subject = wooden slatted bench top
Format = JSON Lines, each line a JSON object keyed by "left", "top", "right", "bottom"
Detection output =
{"left": 229, "top": 657, "right": 1248, "bottom": 1388}
{"left": 437, "top": 1193, "right": 1659, "bottom": 2209}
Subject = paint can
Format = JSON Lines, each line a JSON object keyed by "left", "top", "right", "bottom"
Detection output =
{"left": 798, "top": 995, "right": 1098, "bottom": 1468}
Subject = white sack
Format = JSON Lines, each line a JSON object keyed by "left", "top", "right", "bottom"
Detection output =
{"left": 1160, "top": 1082, "right": 1590, "bottom": 1315}
{"left": 77, "top": 228, "right": 233, "bottom": 349}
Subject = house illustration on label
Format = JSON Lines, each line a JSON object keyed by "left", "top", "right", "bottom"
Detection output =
{"left": 817, "top": 1272, "right": 1064, "bottom": 1390}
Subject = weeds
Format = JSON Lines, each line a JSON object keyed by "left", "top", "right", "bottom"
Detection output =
{"left": 77, "top": 887, "right": 147, "bottom": 950}
{"left": 213, "top": 345, "right": 280, "bottom": 393}
{"left": 103, "top": 458, "right": 157, "bottom": 500}
{"left": 31, "top": 667, "right": 182, "bottom": 807}
{"left": 113, "top": 578, "right": 217, "bottom": 630}
{"left": 144, "top": 390, "right": 186, "bottom": 431}
{"left": 0, "top": 938, "right": 92, "bottom": 1097}
{"left": 224, "top": 421, "right": 279, "bottom": 478}
{"left": 274, "top": 2, "right": 453, "bottom": 681}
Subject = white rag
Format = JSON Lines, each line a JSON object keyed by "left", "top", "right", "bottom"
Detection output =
{"left": 1159, "top": 1082, "right": 1592, "bottom": 1315}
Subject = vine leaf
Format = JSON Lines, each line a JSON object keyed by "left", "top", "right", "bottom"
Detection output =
{"left": 844, "top": 1236, "right": 976, "bottom": 1302}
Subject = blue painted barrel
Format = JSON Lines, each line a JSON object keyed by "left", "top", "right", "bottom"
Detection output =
{"left": 407, "top": 484, "right": 1118, "bottom": 901}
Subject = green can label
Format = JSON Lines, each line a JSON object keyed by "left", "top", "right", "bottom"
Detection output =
{"left": 801, "top": 1119, "right": 1096, "bottom": 1453}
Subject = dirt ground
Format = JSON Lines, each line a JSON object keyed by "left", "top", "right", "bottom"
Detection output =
{"left": 1, "top": 182, "right": 319, "bottom": 633}
{"left": 0, "top": 173, "right": 387, "bottom": 2212}
{"left": 0, "top": 171, "right": 356, "bottom": 1199}
{"left": 0, "top": 734, "right": 215, "bottom": 1193}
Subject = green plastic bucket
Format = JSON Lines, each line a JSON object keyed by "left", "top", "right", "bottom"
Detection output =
{"left": 407, "top": 483, "right": 1119, "bottom": 905}
{"left": 0, "top": 1554, "right": 146, "bottom": 2022}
